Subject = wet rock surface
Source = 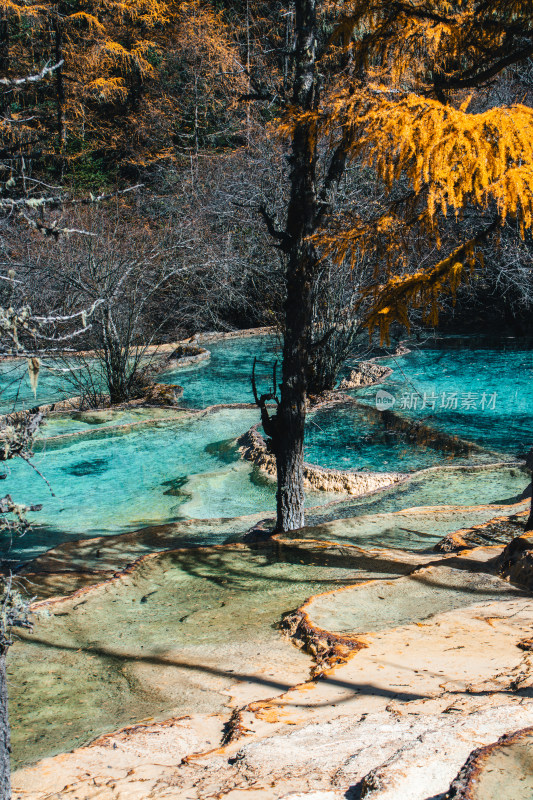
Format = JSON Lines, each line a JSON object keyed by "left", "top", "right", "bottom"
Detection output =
{"left": 435, "top": 509, "right": 529, "bottom": 552}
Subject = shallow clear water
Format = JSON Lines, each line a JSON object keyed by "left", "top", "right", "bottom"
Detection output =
{"left": 6, "top": 335, "right": 533, "bottom": 772}
{"left": 2, "top": 335, "right": 530, "bottom": 563}
{"left": 305, "top": 403, "right": 494, "bottom": 472}
{"left": 5, "top": 409, "right": 263, "bottom": 561}
{"left": 0, "top": 360, "right": 79, "bottom": 413}
{"left": 159, "top": 334, "right": 281, "bottom": 408}
{"left": 160, "top": 334, "right": 531, "bottom": 462}
{"left": 6, "top": 409, "right": 339, "bottom": 563}
{"left": 356, "top": 343, "right": 533, "bottom": 456}
{"left": 307, "top": 565, "right": 521, "bottom": 634}
{"left": 310, "top": 464, "right": 528, "bottom": 526}
{"left": 42, "top": 407, "right": 186, "bottom": 437}
{"left": 287, "top": 504, "right": 527, "bottom": 551}
{"left": 9, "top": 541, "right": 409, "bottom": 768}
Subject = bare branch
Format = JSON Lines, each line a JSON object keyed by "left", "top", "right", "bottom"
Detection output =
{"left": 0, "top": 60, "right": 64, "bottom": 88}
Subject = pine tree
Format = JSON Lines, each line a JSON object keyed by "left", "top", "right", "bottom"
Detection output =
{"left": 319, "top": 1, "right": 533, "bottom": 340}
{"left": 260, "top": 0, "right": 533, "bottom": 531}
{"left": 0, "top": 0, "right": 247, "bottom": 187}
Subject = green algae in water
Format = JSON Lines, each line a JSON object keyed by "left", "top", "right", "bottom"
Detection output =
{"left": 62, "top": 457, "right": 110, "bottom": 477}
{"left": 5, "top": 334, "right": 532, "bottom": 772}
{"left": 204, "top": 436, "right": 241, "bottom": 464}
{"left": 8, "top": 541, "right": 406, "bottom": 768}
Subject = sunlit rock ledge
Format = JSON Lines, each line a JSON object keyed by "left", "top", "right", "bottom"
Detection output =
{"left": 238, "top": 423, "right": 407, "bottom": 495}
{"left": 12, "top": 522, "right": 533, "bottom": 800}
{"left": 338, "top": 361, "right": 393, "bottom": 389}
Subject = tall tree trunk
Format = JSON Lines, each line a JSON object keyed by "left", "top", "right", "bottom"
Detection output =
{"left": 272, "top": 0, "right": 318, "bottom": 532}
{"left": 0, "top": 651, "right": 11, "bottom": 800}
{"left": 0, "top": 18, "right": 9, "bottom": 76}
{"left": 526, "top": 450, "right": 533, "bottom": 532}
{"left": 52, "top": 16, "right": 66, "bottom": 159}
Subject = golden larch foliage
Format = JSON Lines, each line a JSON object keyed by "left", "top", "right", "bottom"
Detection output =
{"left": 285, "top": 0, "right": 533, "bottom": 340}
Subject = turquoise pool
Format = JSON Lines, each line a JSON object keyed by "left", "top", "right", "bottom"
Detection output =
{"left": 305, "top": 402, "right": 497, "bottom": 472}
{"left": 1, "top": 334, "right": 530, "bottom": 563}
{"left": 0, "top": 360, "right": 79, "bottom": 413}
{"left": 356, "top": 342, "right": 532, "bottom": 456}
{"left": 159, "top": 333, "right": 281, "bottom": 408}
{"left": 6, "top": 408, "right": 343, "bottom": 562}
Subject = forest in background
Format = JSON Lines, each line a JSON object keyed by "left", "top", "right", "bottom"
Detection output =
{"left": 1, "top": 0, "right": 532, "bottom": 364}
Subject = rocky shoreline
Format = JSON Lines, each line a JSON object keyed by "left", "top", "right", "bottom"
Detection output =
{"left": 12, "top": 504, "right": 533, "bottom": 800}
{"left": 8, "top": 330, "right": 533, "bottom": 799}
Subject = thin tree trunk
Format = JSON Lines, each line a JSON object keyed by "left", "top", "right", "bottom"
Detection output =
{"left": 0, "top": 18, "right": 9, "bottom": 76}
{"left": 52, "top": 16, "right": 66, "bottom": 157}
{"left": 526, "top": 451, "right": 533, "bottom": 532}
{"left": 272, "top": 0, "right": 318, "bottom": 532}
{"left": 526, "top": 480, "right": 533, "bottom": 532}
{"left": 0, "top": 652, "right": 11, "bottom": 800}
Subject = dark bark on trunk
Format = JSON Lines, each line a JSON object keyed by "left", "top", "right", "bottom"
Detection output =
{"left": 52, "top": 17, "right": 66, "bottom": 156}
{"left": 275, "top": 237, "right": 316, "bottom": 531}
{"left": 0, "top": 652, "right": 11, "bottom": 800}
{"left": 526, "top": 452, "right": 533, "bottom": 532}
{"left": 0, "top": 19, "right": 9, "bottom": 76}
{"left": 271, "top": 0, "right": 319, "bottom": 532}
